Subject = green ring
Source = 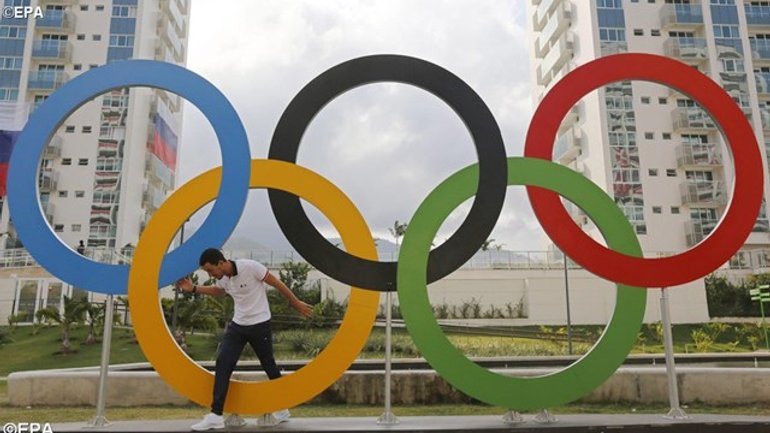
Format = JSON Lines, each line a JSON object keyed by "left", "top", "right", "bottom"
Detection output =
{"left": 397, "top": 157, "right": 647, "bottom": 410}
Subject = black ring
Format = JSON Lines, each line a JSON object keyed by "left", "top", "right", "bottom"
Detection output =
{"left": 268, "top": 54, "right": 507, "bottom": 291}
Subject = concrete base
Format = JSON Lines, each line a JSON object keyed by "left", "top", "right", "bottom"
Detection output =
{"left": 10, "top": 367, "right": 770, "bottom": 407}
{"left": 51, "top": 415, "right": 770, "bottom": 433}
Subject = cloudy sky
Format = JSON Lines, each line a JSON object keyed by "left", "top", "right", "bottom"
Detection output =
{"left": 178, "top": 1, "right": 548, "bottom": 253}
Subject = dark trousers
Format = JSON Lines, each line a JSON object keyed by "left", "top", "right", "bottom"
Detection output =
{"left": 211, "top": 320, "right": 281, "bottom": 415}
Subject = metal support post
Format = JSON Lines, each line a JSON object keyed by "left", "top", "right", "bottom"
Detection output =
{"left": 377, "top": 289, "right": 399, "bottom": 425}
{"left": 533, "top": 409, "right": 557, "bottom": 424}
{"left": 660, "top": 288, "right": 689, "bottom": 420}
{"left": 86, "top": 295, "right": 114, "bottom": 428}
{"left": 563, "top": 256, "right": 573, "bottom": 355}
{"left": 501, "top": 410, "right": 524, "bottom": 424}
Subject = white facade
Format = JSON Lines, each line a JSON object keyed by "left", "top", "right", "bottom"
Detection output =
{"left": 526, "top": 0, "right": 770, "bottom": 277}
{"left": 0, "top": 0, "right": 189, "bottom": 252}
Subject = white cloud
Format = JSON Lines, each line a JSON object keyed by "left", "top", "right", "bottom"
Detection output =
{"left": 179, "top": 0, "right": 541, "bottom": 254}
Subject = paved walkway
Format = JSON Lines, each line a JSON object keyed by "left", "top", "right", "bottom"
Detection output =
{"left": 51, "top": 414, "right": 770, "bottom": 433}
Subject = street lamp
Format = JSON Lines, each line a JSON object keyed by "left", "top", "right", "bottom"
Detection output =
{"left": 750, "top": 284, "right": 770, "bottom": 351}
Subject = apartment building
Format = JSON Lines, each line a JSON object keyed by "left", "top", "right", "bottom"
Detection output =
{"left": 0, "top": 0, "right": 189, "bottom": 254}
{"left": 527, "top": 0, "right": 770, "bottom": 275}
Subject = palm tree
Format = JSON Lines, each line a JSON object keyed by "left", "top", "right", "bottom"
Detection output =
{"left": 388, "top": 220, "right": 408, "bottom": 248}
{"left": 82, "top": 300, "right": 105, "bottom": 345}
{"left": 35, "top": 295, "right": 87, "bottom": 354}
{"left": 480, "top": 238, "right": 495, "bottom": 251}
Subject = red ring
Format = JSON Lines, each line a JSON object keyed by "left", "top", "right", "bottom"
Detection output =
{"left": 524, "top": 53, "right": 764, "bottom": 288}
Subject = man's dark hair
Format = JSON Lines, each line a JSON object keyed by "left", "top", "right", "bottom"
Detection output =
{"left": 199, "top": 248, "right": 226, "bottom": 266}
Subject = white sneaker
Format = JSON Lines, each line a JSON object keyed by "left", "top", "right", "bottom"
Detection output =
{"left": 273, "top": 409, "right": 290, "bottom": 424}
{"left": 191, "top": 413, "right": 225, "bottom": 431}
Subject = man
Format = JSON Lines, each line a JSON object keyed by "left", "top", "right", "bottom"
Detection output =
{"left": 177, "top": 248, "right": 313, "bottom": 431}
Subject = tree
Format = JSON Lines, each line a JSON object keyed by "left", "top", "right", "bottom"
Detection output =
{"left": 82, "top": 300, "right": 105, "bottom": 345}
{"left": 480, "top": 238, "right": 494, "bottom": 251}
{"left": 35, "top": 295, "right": 86, "bottom": 354}
{"left": 388, "top": 220, "right": 408, "bottom": 248}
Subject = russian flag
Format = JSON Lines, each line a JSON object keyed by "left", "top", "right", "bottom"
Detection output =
{"left": 0, "top": 130, "right": 19, "bottom": 197}
{"left": 150, "top": 112, "right": 178, "bottom": 171}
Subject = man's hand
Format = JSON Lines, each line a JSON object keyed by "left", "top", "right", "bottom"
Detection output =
{"left": 291, "top": 299, "right": 313, "bottom": 318}
{"left": 175, "top": 278, "right": 194, "bottom": 293}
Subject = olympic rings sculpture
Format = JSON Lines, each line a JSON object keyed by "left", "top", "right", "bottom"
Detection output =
{"left": 6, "top": 53, "right": 763, "bottom": 412}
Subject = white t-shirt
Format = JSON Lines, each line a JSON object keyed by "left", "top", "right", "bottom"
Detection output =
{"left": 214, "top": 259, "right": 271, "bottom": 326}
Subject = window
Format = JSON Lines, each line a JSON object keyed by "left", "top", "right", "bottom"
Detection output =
{"left": 65, "top": 126, "right": 75, "bottom": 133}
{"left": 659, "top": 97, "right": 668, "bottom": 104}
{"left": 713, "top": 25, "right": 740, "bottom": 39}
{"left": 723, "top": 59, "right": 745, "bottom": 73}
{"left": 0, "top": 57, "right": 22, "bottom": 70}
{"left": 58, "top": 191, "right": 68, "bottom": 198}
{"left": 0, "top": 88, "right": 18, "bottom": 101}
{"left": 653, "top": 206, "right": 662, "bottom": 214}
{"left": 671, "top": 207, "right": 680, "bottom": 214}
{"left": 54, "top": 224, "right": 64, "bottom": 232}
{"left": 686, "top": 170, "right": 714, "bottom": 181}
{"left": 641, "top": 97, "right": 651, "bottom": 104}
{"left": 667, "top": 169, "right": 678, "bottom": 177}
{"left": 78, "top": 158, "right": 88, "bottom": 166}
{"left": 72, "top": 224, "right": 81, "bottom": 232}
{"left": 80, "top": 5, "right": 88, "bottom": 11}
{"left": 89, "top": 64, "right": 98, "bottom": 70}
{"left": 634, "top": 29, "right": 644, "bottom": 36}
{"left": 92, "top": 34, "right": 102, "bottom": 41}
{"left": 644, "top": 132, "right": 654, "bottom": 139}
{"left": 112, "top": 5, "right": 137, "bottom": 17}
{"left": 648, "top": 169, "right": 659, "bottom": 176}
{"left": 636, "top": 225, "right": 647, "bottom": 234}
{"left": 0, "top": 26, "right": 27, "bottom": 39}
{"left": 73, "top": 64, "right": 82, "bottom": 71}
{"left": 109, "top": 34, "right": 135, "bottom": 48}
{"left": 662, "top": 133, "right": 672, "bottom": 140}
{"left": 599, "top": 28, "right": 626, "bottom": 42}
{"left": 651, "top": 29, "right": 661, "bottom": 37}
{"left": 96, "top": 5, "right": 105, "bottom": 11}
{"left": 597, "top": 0, "right": 622, "bottom": 7}
{"left": 75, "top": 190, "right": 85, "bottom": 198}
{"left": 77, "top": 34, "right": 85, "bottom": 41}
{"left": 61, "top": 158, "right": 71, "bottom": 165}
{"left": 82, "top": 126, "right": 92, "bottom": 133}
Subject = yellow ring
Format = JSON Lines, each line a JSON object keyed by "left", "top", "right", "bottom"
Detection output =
{"left": 128, "top": 159, "right": 379, "bottom": 414}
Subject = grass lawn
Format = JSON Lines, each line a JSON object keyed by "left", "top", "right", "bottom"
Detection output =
{"left": 1, "top": 322, "right": 764, "bottom": 377}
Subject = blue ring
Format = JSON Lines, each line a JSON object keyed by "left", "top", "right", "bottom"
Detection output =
{"left": 7, "top": 60, "right": 251, "bottom": 294}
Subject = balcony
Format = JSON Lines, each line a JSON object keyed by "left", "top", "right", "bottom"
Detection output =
{"left": 679, "top": 179, "right": 726, "bottom": 207}
{"left": 38, "top": 171, "right": 58, "bottom": 192}
{"left": 684, "top": 219, "right": 718, "bottom": 247}
{"left": 41, "top": 201, "right": 55, "bottom": 225}
{"left": 536, "top": 1, "right": 571, "bottom": 57}
{"left": 675, "top": 143, "right": 722, "bottom": 168}
{"left": 672, "top": 107, "right": 716, "bottom": 131}
{"left": 751, "top": 39, "right": 770, "bottom": 63}
{"left": 31, "top": 40, "right": 71, "bottom": 61}
{"left": 145, "top": 153, "right": 174, "bottom": 187}
{"left": 35, "top": 10, "right": 75, "bottom": 32}
{"left": 756, "top": 72, "right": 770, "bottom": 98}
{"left": 745, "top": 4, "right": 770, "bottom": 27}
{"left": 142, "top": 185, "right": 165, "bottom": 211}
{"left": 663, "top": 37, "right": 708, "bottom": 64}
{"left": 533, "top": 0, "right": 562, "bottom": 31}
{"left": 660, "top": 3, "right": 704, "bottom": 30}
{"left": 27, "top": 70, "right": 69, "bottom": 91}
{"left": 43, "top": 135, "right": 62, "bottom": 158}
{"left": 553, "top": 127, "right": 581, "bottom": 164}
{"left": 540, "top": 36, "right": 573, "bottom": 87}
